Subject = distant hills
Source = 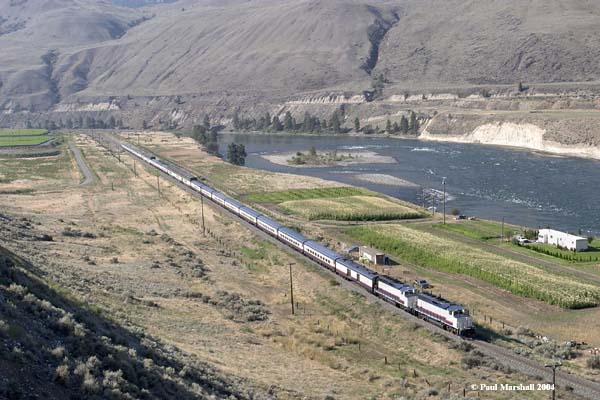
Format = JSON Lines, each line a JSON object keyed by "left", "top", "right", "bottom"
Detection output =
{"left": 2, "top": 0, "right": 600, "bottom": 113}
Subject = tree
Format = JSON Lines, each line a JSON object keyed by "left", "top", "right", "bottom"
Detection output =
{"left": 272, "top": 116, "right": 283, "bottom": 131}
{"left": 309, "top": 145, "right": 317, "bottom": 157}
{"left": 142, "top": 120, "right": 148, "bottom": 130}
{"left": 451, "top": 208, "right": 460, "bottom": 216}
{"left": 206, "top": 141, "right": 219, "bottom": 155}
{"left": 329, "top": 111, "right": 341, "bottom": 133}
{"left": 386, "top": 119, "right": 392, "bottom": 134}
{"left": 284, "top": 112, "right": 294, "bottom": 131}
{"left": 108, "top": 116, "right": 116, "bottom": 129}
{"left": 203, "top": 115, "right": 211, "bottom": 131}
{"left": 191, "top": 125, "right": 207, "bottom": 143}
{"left": 227, "top": 143, "right": 246, "bottom": 165}
{"left": 409, "top": 111, "right": 419, "bottom": 134}
{"left": 518, "top": 82, "right": 524, "bottom": 92}
{"left": 84, "top": 117, "right": 95, "bottom": 129}
{"left": 392, "top": 121, "right": 400, "bottom": 133}
{"left": 302, "top": 112, "right": 312, "bottom": 132}
{"left": 354, "top": 117, "right": 360, "bottom": 132}
{"left": 232, "top": 111, "right": 240, "bottom": 130}
{"left": 400, "top": 115, "right": 409, "bottom": 134}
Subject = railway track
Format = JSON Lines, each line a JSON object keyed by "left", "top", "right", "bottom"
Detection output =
{"left": 96, "top": 131, "right": 600, "bottom": 400}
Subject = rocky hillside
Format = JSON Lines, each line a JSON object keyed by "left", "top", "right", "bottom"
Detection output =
{"left": 4, "top": 0, "right": 600, "bottom": 113}
{"left": 4, "top": 0, "right": 600, "bottom": 146}
{"left": 377, "top": 0, "right": 600, "bottom": 88}
{"left": 0, "top": 213, "right": 267, "bottom": 400}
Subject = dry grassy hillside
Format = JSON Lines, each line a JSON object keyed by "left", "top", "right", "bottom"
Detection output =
{"left": 377, "top": 0, "right": 600, "bottom": 88}
{"left": 4, "top": 0, "right": 600, "bottom": 132}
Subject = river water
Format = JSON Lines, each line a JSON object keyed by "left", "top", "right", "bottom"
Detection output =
{"left": 218, "top": 133, "right": 600, "bottom": 235}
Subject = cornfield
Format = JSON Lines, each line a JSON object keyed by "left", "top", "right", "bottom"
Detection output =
{"left": 281, "top": 196, "right": 424, "bottom": 221}
{"left": 347, "top": 224, "right": 600, "bottom": 309}
{"left": 246, "top": 187, "right": 370, "bottom": 203}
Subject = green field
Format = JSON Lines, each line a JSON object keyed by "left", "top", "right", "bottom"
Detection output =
{"left": 435, "top": 220, "right": 521, "bottom": 240}
{"left": 281, "top": 195, "right": 424, "bottom": 221}
{"left": 0, "top": 129, "right": 48, "bottom": 136}
{"left": 245, "top": 186, "right": 371, "bottom": 203}
{"left": 346, "top": 224, "right": 600, "bottom": 309}
{"left": 0, "top": 135, "right": 51, "bottom": 147}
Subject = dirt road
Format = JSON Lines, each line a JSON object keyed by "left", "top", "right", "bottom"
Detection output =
{"left": 69, "top": 141, "right": 95, "bottom": 186}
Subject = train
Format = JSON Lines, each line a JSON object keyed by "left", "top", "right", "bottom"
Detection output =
{"left": 121, "top": 143, "right": 475, "bottom": 336}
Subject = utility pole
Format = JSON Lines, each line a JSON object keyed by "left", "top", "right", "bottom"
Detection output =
{"left": 501, "top": 217, "right": 505, "bottom": 241}
{"left": 421, "top": 187, "right": 426, "bottom": 209}
{"left": 289, "top": 262, "right": 296, "bottom": 315}
{"left": 442, "top": 177, "right": 447, "bottom": 224}
{"left": 545, "top": 361, "right": 561, "bottom": 400}
{"left": 133, "top": 159, "right": 137, "bottom": 176}
{"left": 200, "top": 194, "right": 206, "bottom": 235}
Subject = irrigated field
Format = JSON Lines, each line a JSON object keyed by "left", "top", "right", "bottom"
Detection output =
{"left": 435, "top": 220, "right": 521, "bottom": 241}
{"left": 245, "top": 186, "right": 424, "bottom": 221}
{"left": 246, "top": 186, "right": 370, "bottom": 203}
{"left": 0, "top": 135, "right": 51, "bottom": 147}
{"left": 281, "top": 195, "right": 424, "bottom": 221}
{"left": 346, "top": 224, "right": 600, "bottom": 309}
{"left": 0, "top": 129, "right": 48, "bottom": 136}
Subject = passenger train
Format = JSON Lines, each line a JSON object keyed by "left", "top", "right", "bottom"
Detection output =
{"left": 121, "top": 143, "right": 475, "bottom": 336}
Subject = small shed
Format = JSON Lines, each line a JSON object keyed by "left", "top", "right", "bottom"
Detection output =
{"left": 359, "top": 246, "right": 388, "bottom": 265}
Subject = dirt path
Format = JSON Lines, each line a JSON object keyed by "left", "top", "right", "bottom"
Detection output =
{"left": 69, "top": 141, "right": 95, "bottom": 186}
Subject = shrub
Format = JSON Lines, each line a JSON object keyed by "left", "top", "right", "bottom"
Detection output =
{"left": 82, "top": 371, "right": 99, "bottom": 394}
{"left": 0, "top": 320, "right": 8, "bottom": 337}
{"left": 587, "top": 355, "right": 600, "bottom": 370}
{"left": 516, "top": 326, "right": 534, "bottom": 337}
{"left": 51, "top": 346, "right": 65, "bottom": 359}
{"left": 54, "top": 364, "right": 70, "bottom": 384}
{"left": 102, "top": 369, "right": 124, "bottom": 389}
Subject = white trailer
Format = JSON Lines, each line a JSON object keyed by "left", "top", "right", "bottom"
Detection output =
{"left": 537, "top": 229, "right": 588, "bottom": 251}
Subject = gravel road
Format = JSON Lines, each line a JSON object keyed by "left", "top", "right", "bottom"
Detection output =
{"left": 69, "top": 142, "right": 95, "bottom": 186}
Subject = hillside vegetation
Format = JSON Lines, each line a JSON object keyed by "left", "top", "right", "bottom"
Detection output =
{"left": 0, "top": 246, "right": 261, "bottom": 400}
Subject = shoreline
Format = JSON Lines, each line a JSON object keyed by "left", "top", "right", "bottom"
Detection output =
{"left": 418, "top": 131, "right": 600, "bottom": 162}
{"left": 224, "top": 130, "right": 600, "bottom": 162}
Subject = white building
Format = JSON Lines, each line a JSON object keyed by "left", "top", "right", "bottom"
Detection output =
{"left": 537, "top": 229, "right": 588, "bottom": 251}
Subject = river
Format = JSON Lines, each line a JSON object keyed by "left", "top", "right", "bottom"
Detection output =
{"left": 218, "top": 133, "right": 600, "bottom": 235}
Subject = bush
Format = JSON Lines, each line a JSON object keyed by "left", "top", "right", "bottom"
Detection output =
{"left": 587, "top": 355, "right": 600, "bottom": 370}
{"left": 461, "top": 354, "right": 483, "bottom": 369}
{"left": 516, "top": 326, "right": 534, "bottom": 337}
{"left": 102, "top": 369, "right": 124, "bottom": 389}
{"left": 54, "top": 364, "right": 70, "bottom": 384}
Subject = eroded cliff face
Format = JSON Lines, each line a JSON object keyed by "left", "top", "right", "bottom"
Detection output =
{"left": 421, "top": 116, "right": 600, "bottom": 159}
